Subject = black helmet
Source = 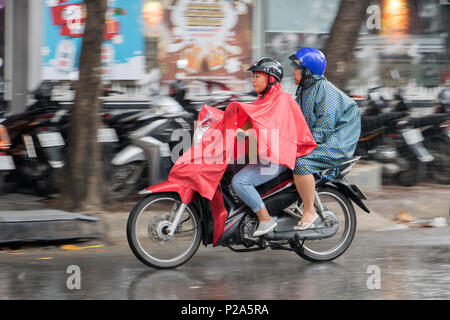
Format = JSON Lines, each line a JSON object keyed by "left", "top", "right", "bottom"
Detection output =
{"left": 248, "top": 57, "right": 283, "bottom": 82}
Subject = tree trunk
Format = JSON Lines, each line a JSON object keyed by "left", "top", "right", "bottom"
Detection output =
{"left": 59, "top": 0, "right": 107, "bottom": 211}
{"left": 323, "top": 0, "right": 370, "bottom": 90}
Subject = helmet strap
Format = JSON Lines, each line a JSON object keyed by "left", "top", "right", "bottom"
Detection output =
{"left": 260, "top": 74, "right": 278, "bottom": 97}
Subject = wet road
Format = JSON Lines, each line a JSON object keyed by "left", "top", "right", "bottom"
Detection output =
{"left": 0, "top": 227, "right": 449, "bottom": 300}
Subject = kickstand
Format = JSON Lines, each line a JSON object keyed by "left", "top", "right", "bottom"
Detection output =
{"left": 290, "top": 234, "right": 306, "bottom": 251}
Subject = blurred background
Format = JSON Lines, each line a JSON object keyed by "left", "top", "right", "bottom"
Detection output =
{"left": 1, "top": 0, "right": 449, "bottom": 110}
{"left": 0, "top": 0, "right": 449, "bottom": 203}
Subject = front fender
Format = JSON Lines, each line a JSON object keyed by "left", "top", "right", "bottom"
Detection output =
{"left": 139, "top": 180, "right": 196, "bottom": 204}
{"left": 329, "top": 179, "right": 370, "bottom": 213}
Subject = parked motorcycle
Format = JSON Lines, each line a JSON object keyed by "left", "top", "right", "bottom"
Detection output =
{"left": 0, "top": 83, "right": 66, "bottom": 196}
{"left": 356, "top": 87, "right": 433, "bottom": 186}
{"left": 391, "top": 87, "right": 449, "bottom": 184}
{"left": 1, "top": 81, "right": 123, "bottom": 196}
{"left": 126, "top": 105, "right": 370, "bottom": 269}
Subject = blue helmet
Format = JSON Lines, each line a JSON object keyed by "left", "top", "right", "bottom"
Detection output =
{"left": 289, "top": 47, "right": 327, "bottom": 76}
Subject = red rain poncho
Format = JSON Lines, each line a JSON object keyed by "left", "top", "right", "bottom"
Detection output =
{"left": 168, "top": 83, "right": 317, "bottom": 245}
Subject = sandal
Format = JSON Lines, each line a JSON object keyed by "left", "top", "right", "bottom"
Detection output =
{"left": 295, "top": 214, "right": 320, "bottom": 231}
{"left": 253, "top": 218, "right": 278, "bottom": 237}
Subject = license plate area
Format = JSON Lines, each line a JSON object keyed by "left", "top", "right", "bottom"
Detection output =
{"left": 402, "top": 128, "right": 423, "bottom": 145}
{"left": 37, "top": 132, "right": 65, "bottom": 148}
{"left": 97, "top": 128, "right": 119, "bottom": 143}
{"left": 0, "top": 155, "right": 15, "bottom": 170}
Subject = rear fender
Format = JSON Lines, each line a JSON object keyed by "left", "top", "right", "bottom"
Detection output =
{"left": 329, "top": 179, "right": 370, "bottom": 213}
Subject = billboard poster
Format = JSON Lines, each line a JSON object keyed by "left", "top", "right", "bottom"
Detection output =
{"left": 155, "top": 0, "right": 253, "bottom": 91}
{"left": 42, "top": 0, "right": 144, "bottom": 80}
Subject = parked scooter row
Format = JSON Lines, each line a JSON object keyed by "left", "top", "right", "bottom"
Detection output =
{"left": 0, "top": 82, "right": 122, "bottom": 196}
{"left": 0, "top": 80, "right": 254, "bottom": 199}
{"left": 355, "top": 86, "right": 449, "bottom": 186}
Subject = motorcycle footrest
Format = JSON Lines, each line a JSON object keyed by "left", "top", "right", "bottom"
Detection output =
{"left": 267, "top": 224, "right": 339, "bottom": 241}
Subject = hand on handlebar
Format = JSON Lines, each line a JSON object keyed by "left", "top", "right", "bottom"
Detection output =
{"left": 236, "top": 128, "right": 248, "bottom": 140}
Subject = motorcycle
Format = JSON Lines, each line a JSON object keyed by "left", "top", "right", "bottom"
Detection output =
{"left": 391, "top": 87, "right": 449, "bottom": 184}
{"left": 1, "top": 84, "right": 65, "bottom": 196}
{"left": 126, "top": 106, "right": 370, "bottom": 269}
{"left": 2, "top": 81, "right": 123, "bottom": 196}
{"left": 356, "top": 87, "right": 433, "bottom": 186}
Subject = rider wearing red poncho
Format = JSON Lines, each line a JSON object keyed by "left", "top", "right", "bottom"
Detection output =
{"left": 168, "top": 57, "right": 317, "bottom": 244}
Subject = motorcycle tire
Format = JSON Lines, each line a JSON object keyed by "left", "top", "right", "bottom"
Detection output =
{"left": 109, "top": 162, "right": 145, "bottom": 200}
{"left": 294, "top": 187, "right": 357, "bottom": 263}
{"left": 127, "top": 193, "right": 202, "bottom": 269}
{"left": 428, "top": 138, "right": 450, "bottom": 185}
{"left": 395, "top": 161, "right": 425, "bottom": 187}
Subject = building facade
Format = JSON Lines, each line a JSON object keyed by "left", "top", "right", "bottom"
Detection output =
{"left": 1, "top": 0, "right": 449, "bottom": 114}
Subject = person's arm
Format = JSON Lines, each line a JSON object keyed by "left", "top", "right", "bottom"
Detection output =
{"left": 236, "top": 118, "right": 259, "bottom": 161}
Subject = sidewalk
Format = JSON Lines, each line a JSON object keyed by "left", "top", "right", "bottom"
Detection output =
{"left": 0, "top": 193, "right": 102, "bottom": 244}
{"left": 1, "top": 183, "right": 449, "bottom": 245}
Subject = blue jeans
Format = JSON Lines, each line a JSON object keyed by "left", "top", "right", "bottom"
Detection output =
{"left": 231, "top": 162, "right": 288, "bottom": 213}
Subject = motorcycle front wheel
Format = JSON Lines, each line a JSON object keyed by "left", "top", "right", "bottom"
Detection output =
{"left": 295, "top": 187, "right": 357, "bottom": 262}
{"left": 109, "top": 162, "right": 145, "bottom": 200}
{"left": 127, "top": 193, "right": 202, "bottom": 269}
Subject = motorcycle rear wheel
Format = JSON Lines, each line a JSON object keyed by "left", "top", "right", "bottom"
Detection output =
{"left": 428, "top": 138, "right": 450, "bottom": 185}
{"left": 127, "top": 193, "right": 202, "bottom": 269}
{"left": 295, "top": 187, "right": 357, "bottom": 262}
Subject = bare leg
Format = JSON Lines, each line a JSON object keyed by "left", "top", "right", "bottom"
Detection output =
{"left": 256, "top": 207, "right": 271, "bottom": 222}
{"left": 293, "top": 173, "right": 317, "bottom": 223}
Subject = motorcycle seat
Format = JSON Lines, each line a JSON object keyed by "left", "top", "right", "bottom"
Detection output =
{"left": 255, "top": 169, "right": 293, "bottom": 197}
{"left": 226, "top": 155, "right": 361, "bottom": 204}
{"left": 360, "top": 112, "right": 408, "bottom": 137}
{"left": 408, "top": 114, "right": 449, "bottom": 128}
{"left": 255, "top": 156, "right": 361, "bottom": 196}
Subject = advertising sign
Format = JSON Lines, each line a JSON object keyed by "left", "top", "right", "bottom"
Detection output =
{"left": 42, "top": 0, "right": 144, "bottom": 80}
{"left": 156, "top": 0, "right": 253, "bottom": 90}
